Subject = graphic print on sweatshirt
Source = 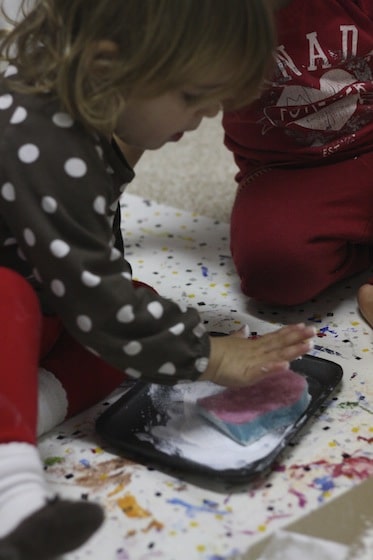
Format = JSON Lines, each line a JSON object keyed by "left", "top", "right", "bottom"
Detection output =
{"left": 259, "top": 23, "right": 373, "bottom": 157}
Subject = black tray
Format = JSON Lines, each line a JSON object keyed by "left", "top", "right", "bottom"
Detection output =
{"left": 96, "top": 354, "right": 343, "bottom": 484}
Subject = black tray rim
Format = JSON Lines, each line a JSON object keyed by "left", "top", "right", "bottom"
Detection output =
{"left": 96, "top": 354, "right": 343, "bottom": 483}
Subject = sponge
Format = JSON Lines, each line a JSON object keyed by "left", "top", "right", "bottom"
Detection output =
{"left": 196, "top": 368, "right": 311, "bottom": 446}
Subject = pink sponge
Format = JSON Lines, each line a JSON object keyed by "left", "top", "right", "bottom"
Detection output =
{"left": 196, "top": 368, "right": 311, "bottom": 446}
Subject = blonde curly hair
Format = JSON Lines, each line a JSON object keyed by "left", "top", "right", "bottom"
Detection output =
{"left": 0, "top": 0, "right": 275, "bottom": 135}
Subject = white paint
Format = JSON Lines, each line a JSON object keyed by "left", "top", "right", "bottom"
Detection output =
{"left": 136, "top": 382, "right": 292, "bottom": 471}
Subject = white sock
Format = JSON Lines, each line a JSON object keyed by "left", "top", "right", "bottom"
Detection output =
{"left": 37, "top": 367, "right": 68, "bottom": 437}
{"left": 0, "top": 442, "right": 49, "bottom": 537}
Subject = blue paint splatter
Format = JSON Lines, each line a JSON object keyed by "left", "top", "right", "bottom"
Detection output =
{"left": 116, "top": 548, "right": 130, "bottom": 560}
{"left": 79, "top": 458, "right": 91, "bottom": 468}
{"left": 319, "top": 326, "right": 338, "bottom": 337}
{"left": 167, "top": 498, "right": 227, "bottom": 518}
{"left": 313, "top": 475, "right": 335, "bottom": 493}
{"left": 201, "top": 265, "right": 209, "bottom": 277}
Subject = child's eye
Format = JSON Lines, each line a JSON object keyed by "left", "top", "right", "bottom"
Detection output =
{"left": 182, "top": 91, "right": 202, "bottom": 104}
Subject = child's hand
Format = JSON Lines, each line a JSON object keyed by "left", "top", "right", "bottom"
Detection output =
{"left": 199, "top": 323, "right": 316, "bottom": 387}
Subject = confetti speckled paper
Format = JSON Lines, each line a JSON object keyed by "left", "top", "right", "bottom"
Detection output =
{"left": 39, "top": 194, "right": 373, "bottom": 560}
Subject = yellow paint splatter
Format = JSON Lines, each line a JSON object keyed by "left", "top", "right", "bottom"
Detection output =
{"left": 352, "top": 427, "right": 360, "bottom": 433}
{"left": 142, "top": 520, "right": 164, "bottom": 533}
{"left": 108, "top": 483, "right": 126, "bottom": 497}
{"left": 187, "top": 294, "right": 195, "bottom": 298}
{"left": 328, "top": 440, "right": 337, "bottom": 447}
{"left": 351, "top": 321, "right": 360, "bottom": 326}
{"left": 209, "top": 283, "right": 216, "bottom": 287}
{"left": 189, "top": 521, "right": 199, "bottom": 528}
{"left": 258, "top": 525, "right": 267, "bottom": 532}
{"left": 117, "top": 494, "right": 150, "bottom": 518}
{"left": 196, "top": 545, "right": 206, "bottom": 552}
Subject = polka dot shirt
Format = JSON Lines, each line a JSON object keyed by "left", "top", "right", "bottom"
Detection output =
{"left": 0, "top": 72, "right": 210, "bottom": 383}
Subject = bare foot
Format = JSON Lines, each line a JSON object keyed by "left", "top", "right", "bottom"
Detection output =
{"left": 357, "top": 283, "right": 373, "bottom": 328}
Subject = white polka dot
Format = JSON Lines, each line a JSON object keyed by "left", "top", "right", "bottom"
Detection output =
{"left": 32, "top": 268, "right": 42, "bottom": 282}
{"left": 23, "top": 228, "right": 36, "bottom": 246}
{"left": 52, "top": 112, "right": 73, "bottom": 128}
{"left": 4, "top": 65, "right": 17, "bottom": 78}
{"left": 147, "top": 301, "right": 164, "bottom": 319}
{"left": 10, "top": 107, "right": 27, "bottom": 124}
{"left": 117, "top": 304, "right": 135, "bottom": 323}
{"left": 77, "top": 315, "right": 92, "bottom": 332}
{"left": 106, "top": 165, "right": 114, "bottom": 174}
{"left": 86, "top": 346, "right": 99, "bottom": 357}
{"left": 110, "top": 247, "right": 122, "bottom": 261}
{"left": 41, "top": 196, "right": 58, "bottom": 213}
{"left": 193, "top": 323, "right": 206, "bottom": 338}
{"left": 123, "top": 341, "right": 142, "bottom": 356}
{"left": 3, "top": 237, "right": 16, "bottom": 246}
{"left": 1, "top": 182, "right": 15, "bottom": 201}
{"left": 178, "top": 302, "right": 188, "bottom": 313}
{"left": 50, "top": 239, "right": 70, "bottom": 258}
{"left": 81, "top": 270, "right": 101, "bottom": 287}
{"left": 95, "top": 145, "right": 104, "bottom": 159}
{"left": 125, "top": 368, "right": 142, "bottom": 379}
{"left": 0, "top": 94, "right": 13, "bottom": 110}
{"left": 122, "top": 272, "right": 132, "bottom": 281}
{"left": 93, "top": 196, "right": 106, "bottom": 214}
{"left": 109, "top": 200, "right": 118, "bottom": 212}
{"left": 51, "top": 279, "right": 66, "bottom": 297}
{"left": 195, "top": 357, "right": 208, "bottom": 373}
{"left": 64, "top": 157, "right": 87, "bottom": 178}
{"left": 18, "top": 143, "right": 39, "bottom": 164}
{"left": 158, "top": 362, "right": 176, "bottom": 375}
{"left": 17, "top": 247, "right": 26, "bottom": 261}
{"left": 119, "top": 183, "right": 128, "bottom": 193}
{"left": 169, "top": 323, "right": 185, "bottom": 336}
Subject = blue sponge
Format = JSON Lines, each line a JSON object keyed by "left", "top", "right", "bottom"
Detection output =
{"left": 196, "top": 368, "right": 310, "bottom": 446}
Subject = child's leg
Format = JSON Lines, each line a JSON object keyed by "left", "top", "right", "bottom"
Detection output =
{"left": 38, "top": 332, "right": 126, "bottom": 436}
{"left": 230, "top": 154, "right": 373, "bottom": 305}
{"left": 37, "top": 278, "right": 157, "bottom": 436}
{"left": 0, "top": 268, "right": 103, "bottom": 557}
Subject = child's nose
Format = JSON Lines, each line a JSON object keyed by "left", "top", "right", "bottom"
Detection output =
{"left": 202, "top": 101, "right": 221, "bottom": 119}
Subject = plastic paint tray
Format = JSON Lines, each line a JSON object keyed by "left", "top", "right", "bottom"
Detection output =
{"left": 96, "top": 354, "right": 343, "bottom": 484}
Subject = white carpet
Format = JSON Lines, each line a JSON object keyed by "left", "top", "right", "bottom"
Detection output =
{"left": 127, "top": 115, "right": 238, "bottom": 222}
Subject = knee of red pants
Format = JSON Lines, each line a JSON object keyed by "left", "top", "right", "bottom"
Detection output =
{"left": 40, "top": 278, "right": 157, "bottom": 420}
{"left": 0, "top": 268, "right": 42, "bottom": 443}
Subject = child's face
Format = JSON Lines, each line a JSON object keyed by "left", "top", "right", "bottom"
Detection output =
{"left": 114, "top": 84, "right": 222, "bottom": 150}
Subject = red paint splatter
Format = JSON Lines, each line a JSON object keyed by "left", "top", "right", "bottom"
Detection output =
{"left": 289, "top": 488, "right": 307, "bottom": 507}
{"left": 357, "top": 436, "right": 373, "bottom": 444}
{"left": 331, "top": 456, "right": 373, "bottom": 479}
{"left": 290, "top": 456, "right": 373, "bottom": 481}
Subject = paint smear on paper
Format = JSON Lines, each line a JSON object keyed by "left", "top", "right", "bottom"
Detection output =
{"left": 136, "top": 382, "right": 293, "bottom": 471}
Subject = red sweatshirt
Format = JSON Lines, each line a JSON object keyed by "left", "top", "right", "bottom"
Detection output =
{"left": 223, "top": 0, "right": 373, "bottom": 181}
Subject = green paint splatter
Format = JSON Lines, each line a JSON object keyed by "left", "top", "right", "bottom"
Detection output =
{"left": 44, "top": 456, "right": 65, "bottom": 466}
{"left": 338, "top": 402, "right": 359, "bottom": 409}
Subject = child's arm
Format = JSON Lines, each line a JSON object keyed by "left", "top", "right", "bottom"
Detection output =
{"left": 200, "top": 323, "right": 315, "bottom": 387}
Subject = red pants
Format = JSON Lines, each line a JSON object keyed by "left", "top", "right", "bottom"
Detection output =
{"left": 230, "top": 153, "right": 373, "bottom": 305}
{"left": 0, "top": 268, "right": 152, "bottom": 445}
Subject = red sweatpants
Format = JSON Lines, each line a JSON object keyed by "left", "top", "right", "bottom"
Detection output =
{"left": 230, "top": 153, "right": 373, "bottom": 306}
{"left": 0, "top": 268, "right": 153, "bottom": 445}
